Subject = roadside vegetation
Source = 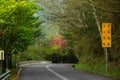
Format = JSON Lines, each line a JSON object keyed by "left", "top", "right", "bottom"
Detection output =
{"left": 9, "top": 68, "right": 19, "bottom": 80}
{"left": 36, "top": 0, "right": 120, "bottom": 79}
{"left": 0, "top": 0, "right": 119, "bottom": 80}
{"left": 75, "top": 63, "right": 120, "bottom": 80}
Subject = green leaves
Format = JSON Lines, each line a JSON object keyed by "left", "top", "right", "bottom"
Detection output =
{"left": 0, "top": 0, "right": 42, "bottom": 70}
{"left": 0, "top": 0, "right": 41, "bottom": 51}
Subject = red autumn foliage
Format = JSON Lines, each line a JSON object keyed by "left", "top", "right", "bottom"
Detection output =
{"left": 52, "top": 35, "right": 67, "bottom": 49}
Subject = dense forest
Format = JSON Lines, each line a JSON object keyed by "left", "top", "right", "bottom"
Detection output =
{"left": 36, "top": 0, "right": 120, "bottom": 78}
{"left": 0, "top": 0, "right": 120, "bottom": 79}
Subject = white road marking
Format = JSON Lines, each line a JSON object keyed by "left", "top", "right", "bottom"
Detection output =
{"left": 46, "top": 65, "right": 69, "bottom": 80}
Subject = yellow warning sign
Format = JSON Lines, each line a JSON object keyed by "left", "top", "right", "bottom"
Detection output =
{"left": 102, "top": 23, "right": 111, "bottom": 47}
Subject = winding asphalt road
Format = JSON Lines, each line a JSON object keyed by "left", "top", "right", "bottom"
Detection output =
{"left": 20, "top": 63, "right": 112, "bottom": 80}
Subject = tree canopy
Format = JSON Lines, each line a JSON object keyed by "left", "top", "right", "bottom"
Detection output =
{"left": 0, "top": 0, "right": 41, "bottom": 71}
{"left": 37, "top": 0, "right": 120, "bottom": 79}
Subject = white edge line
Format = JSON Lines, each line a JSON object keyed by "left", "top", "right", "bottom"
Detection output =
{"left": 17, "top": 68, "right": 22, "bottom": 80}
{"left": 46, "top": 64, "right": 69, "bottom": 80}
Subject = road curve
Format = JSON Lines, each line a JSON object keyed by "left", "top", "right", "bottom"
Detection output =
{"left": 20, "top": 63, "right": 112, "bottom": 80}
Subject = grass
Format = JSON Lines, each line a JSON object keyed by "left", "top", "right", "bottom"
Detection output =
{"left": 74, "top": 63, "right": 120, "bottom": 80}
{"left": 9, "top": 68, "right": 19, "bottom": 80}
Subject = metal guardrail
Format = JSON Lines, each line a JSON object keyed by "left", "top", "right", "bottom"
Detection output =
{"left": 19, "top": 61, "right": 51, "bottom": 67}
{"left": 0, "top": 70, "right": 10, "bottom": 80}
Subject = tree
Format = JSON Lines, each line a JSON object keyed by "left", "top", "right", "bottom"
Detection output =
{"left": 52, "top": 35, "right": 67, "bottom": 49}
{"left": 38, "top": 0, "right": 120, "bottom": 78}
{"left": 0, "top": 0, "right": 40, "bottom": 72}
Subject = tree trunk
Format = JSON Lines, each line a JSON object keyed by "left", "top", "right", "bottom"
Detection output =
{"left": 8, "top": 52, "right": 12, "bottom": 69}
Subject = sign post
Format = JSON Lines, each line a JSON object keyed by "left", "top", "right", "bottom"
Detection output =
{"left": 0, "top": 50, "right": 4, "bottom": 74}
{"left": 102, "top": 23, "right": 111, "bottom": 76}
{"left": 105, "top": 48, "right": 108, "bottom": 75}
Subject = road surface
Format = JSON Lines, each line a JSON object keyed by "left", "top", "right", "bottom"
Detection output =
{"left": 20, "top": 63, "right": 111, "bottom": 80}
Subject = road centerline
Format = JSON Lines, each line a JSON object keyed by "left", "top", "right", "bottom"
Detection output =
{"left": 46, "top": 64, "right": 69, "bottom": 80}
